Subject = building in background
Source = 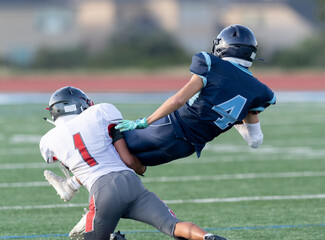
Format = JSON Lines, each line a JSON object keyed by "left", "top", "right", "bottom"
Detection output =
{"left": 222, "top": 2, "right": 316, "bottom": 55}
{"left": 0, "top": 0, "right": 317, "bottom": 65}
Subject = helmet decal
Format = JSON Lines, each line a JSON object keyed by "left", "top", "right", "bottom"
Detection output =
{"left": 48, "top": 86, "right": 93, "bottom": 121}
{"left": 64, "top": 104, "right": 77, "bottom": 113}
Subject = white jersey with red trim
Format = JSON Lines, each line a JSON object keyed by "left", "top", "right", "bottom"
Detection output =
{"left": 40, "top": 103, "right": 134, "bottom": 191}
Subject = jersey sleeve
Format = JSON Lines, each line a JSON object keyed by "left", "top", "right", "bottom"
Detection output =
{"left": 39, "top": 133, "right": 57, "bottom": 164}
{"left": 100, "top": 103, "right": 123, "bottom": 124}
{"left": 250, "top": 88, "right": 276, "bottom": 112}
{"left": 190, "top": 52, "right": 212, "bottom": 87}
{"left": 108, "top": 124, "right": 124, "bottom": 144}
{"left": 100, "top": 103, "right": 124, "bottom": 144}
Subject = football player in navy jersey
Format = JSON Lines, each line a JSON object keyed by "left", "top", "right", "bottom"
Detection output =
{"left": 116, "top": 24, "right": 276, "bottom": 166}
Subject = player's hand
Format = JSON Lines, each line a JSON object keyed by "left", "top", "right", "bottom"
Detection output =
{"left": 115, "top": 118, "right": 149, "bottom": 132}
{"left": 137, "top": 166, "right": 147, "bottom": 177}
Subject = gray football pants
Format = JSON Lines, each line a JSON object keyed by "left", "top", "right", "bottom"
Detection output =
{"left": 84, "top": 170, "right": 181, "bottom": 240}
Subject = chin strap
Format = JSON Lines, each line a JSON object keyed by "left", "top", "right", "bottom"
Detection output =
{"left": 43, "top": 117, "right": 55, "bottom": 125}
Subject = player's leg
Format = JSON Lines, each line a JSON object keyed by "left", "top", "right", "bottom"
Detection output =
{"left": 174, "top": 222, "right": 227, "bottom": 240}
{"left": 123, "top": 116, "right": 174, "bottom": 153}
{"left": 69, "top": 208, "right": 88, "bottom": 239}
{"left": 123, "top": 116, "right": 195, "bottom": 166}
{"left": 121, "top": 172, "right": 180, "bottom": 237}
{"left": 83, "top": 174, "right": 125, "bottom": 240}
{"left": 133, "top": 137, "right": 194, "bottom": 166}
{"left": 122, "top": 173, "right": 227, "bottom": 240}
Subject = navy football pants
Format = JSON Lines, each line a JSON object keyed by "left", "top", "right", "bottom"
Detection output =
{"left": 123, "top": 116, "right": 195, "bottom": 166}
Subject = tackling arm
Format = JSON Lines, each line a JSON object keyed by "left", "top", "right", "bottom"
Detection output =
{"left": 109, "top": 124, "right": 146, "bottom": 175}
{"left": 234, "top": 112, "right": 263, "bottom": 149}
{"left": 113, "top": 138, "right": 146, "bottom": 175}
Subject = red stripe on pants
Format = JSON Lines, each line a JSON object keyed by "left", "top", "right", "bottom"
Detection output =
{"left": 85, "top": 196, "right": 96, "bottom": 232}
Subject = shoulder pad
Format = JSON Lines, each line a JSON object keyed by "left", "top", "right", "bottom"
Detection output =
{"left": 190, "top": 52, "right": 212, "bottom": 78}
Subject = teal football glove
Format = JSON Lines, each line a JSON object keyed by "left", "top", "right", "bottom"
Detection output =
{"left": 115, "top": 117, "right": 149, "bottom": 132}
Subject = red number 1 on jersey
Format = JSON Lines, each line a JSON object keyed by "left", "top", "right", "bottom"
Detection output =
{"left": 73, "top": 133, "right": 98, "bottom": 167}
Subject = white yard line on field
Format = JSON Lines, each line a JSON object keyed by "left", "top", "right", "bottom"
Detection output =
{"left": 203, "top": 144, "right": 325, "bottom": 158}
{"left": 9, "top": 134, "right": 42, "bottom": 144}
{"left": 1, "top": 171, "right": 325, "bottom": 188}
{"left": 175, "top": 152, "right": 325, "bottom": 165}
{"left": 0, "top": 203, "right": 86, "bottom": 210}
{"left": 163, "top": 194, "right": 325, "bottom": 204}
{"left": 0, "top": 148, "right": 39, "bottom": 155}
{"left": 266, "top": 137, "right": 325, "bottom": 146}
{"left": 1, "top": 194, "right": 325, "bottom": 210}
{"left": 261, "top": 115, "right": 325, "bottom": 126}
{"left": 141, "top": 171, "right": 325, "bottom": 183}
{"left": 0, "top": 162, "right": 56, "bottom": 170}
{"left": 0, "top": 181, "right": 49, "bottom": 187}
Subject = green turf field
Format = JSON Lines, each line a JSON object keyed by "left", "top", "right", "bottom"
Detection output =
{"left": 0, "top": 101, "right": 325, "bottom": 240}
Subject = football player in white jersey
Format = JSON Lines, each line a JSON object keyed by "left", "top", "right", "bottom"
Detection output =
{"left": 40, "top": 86, "right": 227, "bottom": 240}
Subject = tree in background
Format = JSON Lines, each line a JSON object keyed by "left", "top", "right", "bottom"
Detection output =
{"left": 316, "top": 0, "right": 325, "bottom": 29}
{"left": 30, "top": 15, "right": 189, "bottom": 70}
{"left": 90, "top": 16, "right": 189, "bottom": 69}
{"left": 32, "top": 47, "right": 88, "bottom": 69}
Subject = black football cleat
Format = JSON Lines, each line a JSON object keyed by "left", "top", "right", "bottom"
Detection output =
{"left": 204, "top": 234, "right": 228, "bottom": 240}
{"left": 110, "top": 231, "right": 127, "bottom": 240}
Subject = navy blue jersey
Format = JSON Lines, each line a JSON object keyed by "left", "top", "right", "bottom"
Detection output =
{"left": 170, "top": 52, "right": 276, "bottom": 155}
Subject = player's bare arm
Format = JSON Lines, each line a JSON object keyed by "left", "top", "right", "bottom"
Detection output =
{"left": 113, "top": 138, "right": 146, "bottom": 175}
{"left": 116, "top": 74, "right": 204, "bottom": 132}
{"left": 243, "top": 111, "right": 260, "bottom": 123}
{"left": 146, "top": 74, "right": 204, "bottom": 125}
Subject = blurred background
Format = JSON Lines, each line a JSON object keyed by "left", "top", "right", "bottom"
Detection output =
{"left": 0, "top": 0, "right": 324, "bottom": 95}
{"left": 1, "top": 2, "right": 325, "bottom": 239}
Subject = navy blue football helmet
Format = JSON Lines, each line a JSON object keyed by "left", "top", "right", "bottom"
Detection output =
{"left": 48, "top": 86, "right": 94, "bottom": 121}
{"left": 212, "top": 24, "right": 258, "bottom": 65}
